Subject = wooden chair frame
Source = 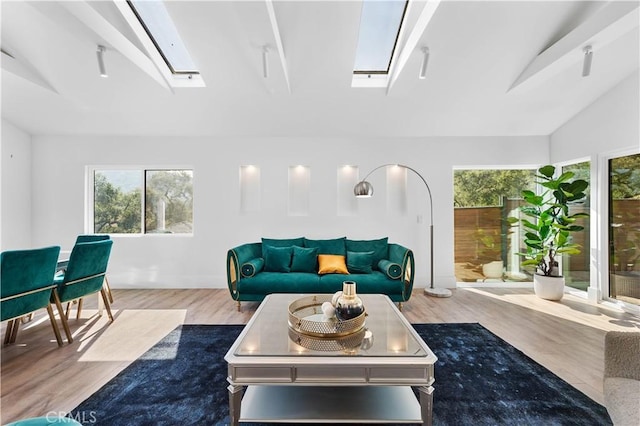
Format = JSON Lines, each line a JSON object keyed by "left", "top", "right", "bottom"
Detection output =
{"left": 52, "top": 273, "right": 113, "bottom": 344}
{"left": 1, "top": 285, "right": 63, "bottom": 347}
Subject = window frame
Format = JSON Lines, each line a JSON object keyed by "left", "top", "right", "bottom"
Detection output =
{"left": 128, "top": 0, "right": 199, "bottom": 75}
{"left": 352, "top": 0, "right": 409, "bottom": 76}
{"left": 598, "top": 149, "right": 640, "bottom": 313}
{"left": 114, "top": 1, "right": 205, "bottom": 88}
{"left": 86, "top": 165, "right": 194, "bottom": 237}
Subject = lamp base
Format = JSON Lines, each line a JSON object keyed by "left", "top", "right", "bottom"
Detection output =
{"left": 424, "top": 287, "right": 452, "bottom": 298}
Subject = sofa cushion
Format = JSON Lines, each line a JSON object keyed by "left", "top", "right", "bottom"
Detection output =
{"left": 604, "top": 377, "right": 640, "bottom": 426}
{"left": 241, "top": 258, "right": 264, "bottom": 278}
{"left": 318, "top": 254, "right": 349, "bottom": 275}
{"left": 319, "top": 272, "right": 402, "bottom": 296}
{"left": 304, "top": 237, "right": 346, "bottom": 255}
{"left": 346, "top": 237, "right": 388, "bottom": 270}
{"left": 261, "top": 237, "right": 304, "bottom": 258}
{"left": 263, "top": 246, "right": 292, "bottom": 272}
{"left": 239, "top": 272, "right": 320, "bottom": 294}
{"left": 347, "top": 251, "right": 374, "bottom": 274}
{"left": 291, "top": 246, "right": 318, "bottom": 273}
{"left": 378, "top": 259, "right": 402, "bottom": 280}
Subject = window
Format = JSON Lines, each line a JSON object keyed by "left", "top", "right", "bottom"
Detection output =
{"left": 453, "top": 168, "right": 535, "bottom": 283}
{"left": 609, "top": 153, "right": 640, "bottom": 306}
{"left": 92, "top": 168, "right": 193, "bottom": 234}
{"left": 561, "top": 161, "right": 590, "bottom": 292}
{"left": 353, "top": 0, "right": 408, "bottom": 75}
{"left": 129, "top": 0, "right": 199, "bottom": 75}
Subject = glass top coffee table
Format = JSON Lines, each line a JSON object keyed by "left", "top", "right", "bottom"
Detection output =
{"left": 224, "top": 293, "right": 437, "bottom": 425}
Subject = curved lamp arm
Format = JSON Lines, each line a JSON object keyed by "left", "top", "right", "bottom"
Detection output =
{"left": 354, "top": 163, "right": 448, "bottom": 296}
{"left": 360, "top": 164, "right": 434, "bottom": 227}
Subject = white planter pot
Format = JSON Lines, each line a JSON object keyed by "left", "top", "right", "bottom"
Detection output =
{"left": 533, "top": 274, "right": 565, "bottom": 301}
{"left": 482, "top": 261, "right": 504, "bottom": 280}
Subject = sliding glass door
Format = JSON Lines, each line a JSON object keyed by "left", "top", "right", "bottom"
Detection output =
{"left": 609, "top": 154, "right": 640, "bottom": 306}
{"left": 561, "top": 161, "right": 590, "bottom": 291}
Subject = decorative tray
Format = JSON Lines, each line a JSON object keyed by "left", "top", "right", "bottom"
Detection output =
{"left": 288, "top": 327, "right": 367, "bottom": 352}
{"left": 288, "top": 294, "right": 365, "bottom": 338}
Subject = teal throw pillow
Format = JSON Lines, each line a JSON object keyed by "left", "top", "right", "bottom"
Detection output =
{"left": 291, "top": 246, "right": 318, "bottom": 273}
{"left": 346, "top": 237, "right": 388, "bottom": 270}
{"left": 264, "top": 246, "right": 292, "bottom": 272}
{"left": 347, "top": 251, "right": 374, "bottom": 274}
{"left": 378, "top": 259, "right": 402, "bottom": 280}
{"left": 262, "top": 237, "right": 304, "bottom": 259}
{"left": 303, "top": 237, "right": 346, "bottom": 255}
{"left": 241, "top": 258, "right": 264, "bottom": 278}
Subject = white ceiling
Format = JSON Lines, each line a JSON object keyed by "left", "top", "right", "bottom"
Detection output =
{"left": 1, "top": 0, "right": 638, "bottom": 138}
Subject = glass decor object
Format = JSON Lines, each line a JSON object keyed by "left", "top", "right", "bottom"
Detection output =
{"left": 335, "top": 281, "right": 365, "bottom": 321}
{"left": 288, "top": 294, "right": 365, "bottom": 337}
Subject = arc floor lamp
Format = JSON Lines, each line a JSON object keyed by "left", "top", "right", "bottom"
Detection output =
{"left": 354, "top": 164, "right": 452, "bottom": 298}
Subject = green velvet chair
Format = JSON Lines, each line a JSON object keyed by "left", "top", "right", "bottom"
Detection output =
{"left": 62, "top": 235, "right": 114, "bottom": 319}
{"left": 51, "top": 239, "right": 114, "bottom": 344}
{"left": 1, "top": 246, "right": 64, "bottom": 346}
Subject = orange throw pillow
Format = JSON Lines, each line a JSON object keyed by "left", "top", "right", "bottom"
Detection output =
{"left": 317, "top": 254, "right": 349, "bottom": 275}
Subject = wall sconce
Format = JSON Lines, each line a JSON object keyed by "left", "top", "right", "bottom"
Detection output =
{"left": 96, "top": 45, "right": 108, "bottom": 78}
{"left": 418, "top": 46, "right": 429, "bottom": 79}
{"left": 262, "top": 46, "right": 269, "bottom": 78}
{"left": 582, "top": 45, "right": 593, "bottom": 77}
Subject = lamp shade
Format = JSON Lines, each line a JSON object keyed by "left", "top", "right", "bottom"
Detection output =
{"left": 354, "top": 180, "right": 374, "bottom": 197}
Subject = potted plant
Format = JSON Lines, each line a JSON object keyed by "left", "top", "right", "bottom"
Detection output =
{"left": 519, "top": 165, "right": 589, "bottom": 300}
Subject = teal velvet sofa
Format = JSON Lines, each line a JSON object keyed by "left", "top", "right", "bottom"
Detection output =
{"left": 226, "top": 237, "right": 414, "bottom": 310}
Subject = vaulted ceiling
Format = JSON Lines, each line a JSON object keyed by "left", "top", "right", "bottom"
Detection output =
{"left": 1, "top": 0, "right": 638, "bottom": 138}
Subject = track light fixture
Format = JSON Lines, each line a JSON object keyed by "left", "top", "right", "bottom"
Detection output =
{"left": 582, "top": 45, "right": 593, "bottom": 77}
{"left": 419, "top": 46, "right": 429, "bottom": 79}
{"left": 97, "top": 45, "right": 108, "bottom": 78}
{"left": 262, "top": 46, "right": 269, "bottom": 79}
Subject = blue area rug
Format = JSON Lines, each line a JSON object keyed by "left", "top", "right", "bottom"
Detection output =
{"left": 70, "top": 323, "right": 611, "bottom": 425}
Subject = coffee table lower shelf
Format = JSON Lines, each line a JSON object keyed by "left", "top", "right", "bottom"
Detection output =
{"left": 239, "top": 385, "right": 422, "bottom": 423}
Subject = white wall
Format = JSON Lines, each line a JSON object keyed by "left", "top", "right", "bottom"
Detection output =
{"left": 551, "top": 70, "right": 639, "bottom": 303}
{"left": 551, "top": 71, "right": 639, "bottom": 160}
{"left": 1, "top": 119, "right": 32, "bottom": 250}
{"left": 28, "top": 135, "right": 548, "bottom": 290}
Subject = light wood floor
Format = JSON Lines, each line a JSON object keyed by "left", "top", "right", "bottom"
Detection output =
{"left": 1, "top": 288, "right": 639, "bottom": 424}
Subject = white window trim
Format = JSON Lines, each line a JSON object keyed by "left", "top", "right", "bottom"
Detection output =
{"left": 85, "top": 165, "right": 194, "bottom": 237}
{"left": 597, "top": 148, "right": 640, "bottom": 315}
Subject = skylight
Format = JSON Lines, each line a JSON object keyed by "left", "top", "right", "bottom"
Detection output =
{"left": 353, "top": 0, "right": 408, "bottom": 74}
{"left": 129, "top": 0, "right": 198, "bottom": 75}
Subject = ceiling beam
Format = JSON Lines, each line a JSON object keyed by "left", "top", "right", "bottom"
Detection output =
{"left": 60, "top": 1, "right": 172, "bottom": 91}
{"left": 1, "top": 48, "right": 58, "bottom": 93}
{"left": 265, "top": 0, "right": 291, "bottom": 94}
{"left": 387, "top": 0, "right": 442, "bottom": 95}
{"left": 509, "top": 1, "right": 639, "bottom": 93}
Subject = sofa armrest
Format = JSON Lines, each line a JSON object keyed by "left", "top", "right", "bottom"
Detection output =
{"left": 388, "top": 243, "right": 415, "bottom": 302}
{"left": 605, "top": 331, "right": 640, "bottom": 381}
{"left": 227, "top": 242, "right": 262, "bottom": 301}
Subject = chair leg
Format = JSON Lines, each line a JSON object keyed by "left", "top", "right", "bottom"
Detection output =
{"left": 46, "top": 305, "right": 64, "bottom": 347}
{"left": 65, "top": 302, "right": 71, "bottom": 320}
{"left": 8, "top": 319, "right": 20, "bottom": 344}
{"left": 4, "top": 320, "right": 15, "bottom": 345}
{"left": 52, "top": 290, "right": 73, "bottom": 344}
{"left": 104, "top": 276, "right": 114, "bottom": 304}
{"left": 76, "top": 298, "right": 83, "bottom": 320}
{"left": 21, "top": 313, "right": 34, "bottom": 324}
{"left": 237, "top": 301, "right": 241, "bottom": 312}
{"left": 100, "top": 288, "right": 114, "bottom": 322}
